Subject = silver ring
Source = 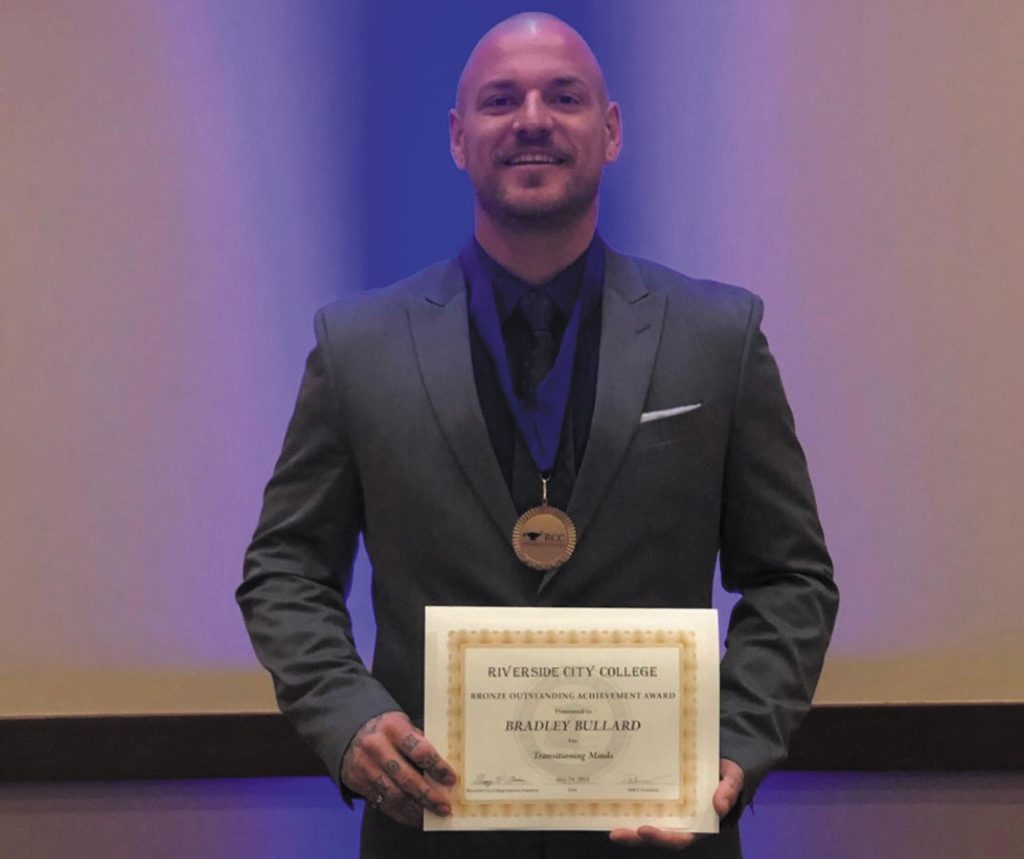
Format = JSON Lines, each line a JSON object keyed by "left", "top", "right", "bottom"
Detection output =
{"left": 372, "top": 792, "right": 385, "bottom": 809}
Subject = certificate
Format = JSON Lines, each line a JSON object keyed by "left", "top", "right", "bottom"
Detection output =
{"left": 424, "top": 606, "right": 720, "bottom": 832}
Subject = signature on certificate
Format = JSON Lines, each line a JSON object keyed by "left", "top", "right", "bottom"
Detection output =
{"left": 472, "top": 773, "right": 530, "bottom": 788}
{"left": 619, "top": 773, "right": 674, "bottom": 785}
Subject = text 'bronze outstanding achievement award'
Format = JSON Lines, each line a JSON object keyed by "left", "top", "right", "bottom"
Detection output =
{"left": 424, "top": 606, "right": 720, "bottom": 832}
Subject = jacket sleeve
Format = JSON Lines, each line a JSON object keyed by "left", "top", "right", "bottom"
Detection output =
{"left": 236, "top": 308, "right": 401, "bottom": 791}
{"left": 717, "top": 295, "right": 839, "bottom": 804}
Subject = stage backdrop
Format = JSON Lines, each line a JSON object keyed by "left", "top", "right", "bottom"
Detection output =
{"left": 1, "top": 0, "right": 1022, "bottom": 718}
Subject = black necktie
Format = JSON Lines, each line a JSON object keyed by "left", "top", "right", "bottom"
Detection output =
{"left": 516, "top": 289, "right": 558, "bottom": 406}
{"left": 511, "top": 290, "right": 575, "bottom": 513}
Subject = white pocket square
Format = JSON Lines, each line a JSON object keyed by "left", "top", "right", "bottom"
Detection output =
{"left": 639, "top": 403, "right": 702, "bottom": 424}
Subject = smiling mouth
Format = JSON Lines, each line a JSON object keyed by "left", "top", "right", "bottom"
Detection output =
{"left": 503, "top": 152, "right": 569, "bottom": 166}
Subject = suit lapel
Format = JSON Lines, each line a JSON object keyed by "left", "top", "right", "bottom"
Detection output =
{"left": 408, "top": 260, "right": 518, "bottom": 539}
{"left": 406, "top": 250, "right": 667, "bottom": 582}
{"left": 541, "top": 250, "right": 666, "bottom": 590}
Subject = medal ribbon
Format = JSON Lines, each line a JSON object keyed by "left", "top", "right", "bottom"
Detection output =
{"left": 460, "top": 237, "right": 604, "bottom": 475}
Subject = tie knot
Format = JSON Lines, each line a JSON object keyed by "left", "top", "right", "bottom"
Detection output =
{"left": 518, "top": 289, "right": 558, "bottom": 334}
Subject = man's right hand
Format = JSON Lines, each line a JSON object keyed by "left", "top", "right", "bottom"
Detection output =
{"left": 340, "top": 710, "right": 456, "bottom": 827}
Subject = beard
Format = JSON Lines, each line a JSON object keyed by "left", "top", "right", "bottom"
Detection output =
{"left": 474, "top": 168, "right": 601, "bottom": 232}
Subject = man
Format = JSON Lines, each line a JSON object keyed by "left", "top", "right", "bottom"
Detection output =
{"left": 238, "top": 12, "right": 838, "bottom": 858}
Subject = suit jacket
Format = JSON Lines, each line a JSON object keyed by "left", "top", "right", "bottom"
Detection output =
{"left": 237, "top": 246, "right": 838, "bottom": 858}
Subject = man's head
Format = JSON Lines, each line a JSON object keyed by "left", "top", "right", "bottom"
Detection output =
{"left": 449, "top": 13, "right": 622, "bottom": 233}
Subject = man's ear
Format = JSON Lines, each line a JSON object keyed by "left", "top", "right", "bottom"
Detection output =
{"left": 604, "top": 101, "right": 623, "bottom": 163}
{"left": 449, "top": 108, "right": 466, "bottom": 170}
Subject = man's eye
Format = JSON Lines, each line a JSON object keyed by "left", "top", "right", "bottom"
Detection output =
{"left": 554, "top": 93, "right": 581, "bottom": 106}
{"left": 485, "top": 95, "right": 513, "bottom": 109}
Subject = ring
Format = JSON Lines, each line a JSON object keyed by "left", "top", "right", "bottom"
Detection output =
{"left": 372, "top": 792, "right": 385, "bottom": 809}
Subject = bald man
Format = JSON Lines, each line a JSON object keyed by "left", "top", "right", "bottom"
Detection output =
{"left": 238, "top": 13, "right": 837, "bottom": 859}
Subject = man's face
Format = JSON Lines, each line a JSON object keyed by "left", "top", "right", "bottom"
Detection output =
{"left": 450, "top": 26, "right": 621, "bottom": 230}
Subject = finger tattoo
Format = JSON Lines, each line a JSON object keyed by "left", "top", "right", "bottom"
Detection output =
{"left": 384, "top": 760, "right": 401, "bottom": 777}
{"left": 400, "top": 734, "right": 420, "bottom": 754}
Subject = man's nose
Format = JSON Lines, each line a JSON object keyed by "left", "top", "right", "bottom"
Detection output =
{"left": 513, "top": 92, "right": 553, "bottom": 139}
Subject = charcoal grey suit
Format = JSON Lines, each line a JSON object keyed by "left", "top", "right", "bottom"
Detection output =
{"left": 237, "top": 246, "right": 838, "bottom": 858}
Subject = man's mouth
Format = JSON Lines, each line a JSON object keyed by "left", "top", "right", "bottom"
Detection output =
{"left": 503, "top": 152, "right": 569, "bottom": 166}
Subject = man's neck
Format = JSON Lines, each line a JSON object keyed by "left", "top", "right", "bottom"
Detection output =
{"left": 474, "top": 208, "right": 597, "bottom": 286}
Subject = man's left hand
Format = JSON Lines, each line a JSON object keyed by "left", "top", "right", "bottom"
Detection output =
{"left": 608, "top": 758, "right": 744, "bottom": 851}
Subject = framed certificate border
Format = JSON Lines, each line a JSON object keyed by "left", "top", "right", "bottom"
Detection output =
{"left": 424, "top": 606, "right": 720, "bottom": 833}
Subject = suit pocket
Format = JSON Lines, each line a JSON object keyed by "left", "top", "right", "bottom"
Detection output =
{"left": 632, "top": 401, "right": 708, "bottom": 451}
{"left": 640, "top": 403, "right": 702, "bottom": 423}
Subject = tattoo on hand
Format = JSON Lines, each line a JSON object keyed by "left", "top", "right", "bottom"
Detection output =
{"left": 353, "top": 714, "right": 383, "bottom": 750}
{"left": 400, "top": 734, "right": 420, "bottom": 754}
{"left": 384, "top": 760, "right": 400, "bottom": 777}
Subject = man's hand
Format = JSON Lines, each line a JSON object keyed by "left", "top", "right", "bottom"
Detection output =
{"left": 340, "top": 710, "right": 456, "bottom": 827}
{"left": 608, "top": 758, "right": 744, "bottom": 851}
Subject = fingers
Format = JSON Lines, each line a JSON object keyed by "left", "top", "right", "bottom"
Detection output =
{"left": 396, "top": 727, "right": 457, "bottom": 786}
{"left": 607, "top": 760, "right": 746, "bottom": 850}
{"left": 340, "top": 711, "right": 456, "bottom": 827}
{"left": 365, "top": 770, "right": 422, "bottom": 827}
{"left": 609, "top": 826, "right": 698, "bottom": 851}
{"left": 712, "top": 758, "right": 745, "bottom": 818}
{"left": 380, "top": 718, "right": 455, "bottom": 814}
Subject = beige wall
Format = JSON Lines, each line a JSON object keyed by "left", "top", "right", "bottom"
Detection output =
{"left": 1, "top": 2, "right": 1022, "bottom": 715}
{"left": 0, "top": 0, "right": 364, "bottom": 715}
{"left": 617, "top": 0, "right": 1024, "bottom": 704}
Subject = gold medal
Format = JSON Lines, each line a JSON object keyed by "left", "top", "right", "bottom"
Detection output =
{"left": 511, "top": 476, "right": 577, "bottom": 571}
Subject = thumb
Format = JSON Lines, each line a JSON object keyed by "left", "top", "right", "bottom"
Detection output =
{"left": 713, "top": 759, "right": 745, "bottom": 817}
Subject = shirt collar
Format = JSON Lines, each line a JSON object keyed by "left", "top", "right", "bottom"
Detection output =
{"left": 472, "top": 235, "right": 597, "bottom": 324}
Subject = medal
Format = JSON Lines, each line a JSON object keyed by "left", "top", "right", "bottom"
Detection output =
{"left": 512, "top": 475, "right": 577, "bottom": 571}
{"left": 459, "top": 238, "right": 603, "bottom": 575}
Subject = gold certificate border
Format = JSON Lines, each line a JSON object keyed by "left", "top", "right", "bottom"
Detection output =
{"left": 446, "top": 628, "right": 698, "bottom": 820}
